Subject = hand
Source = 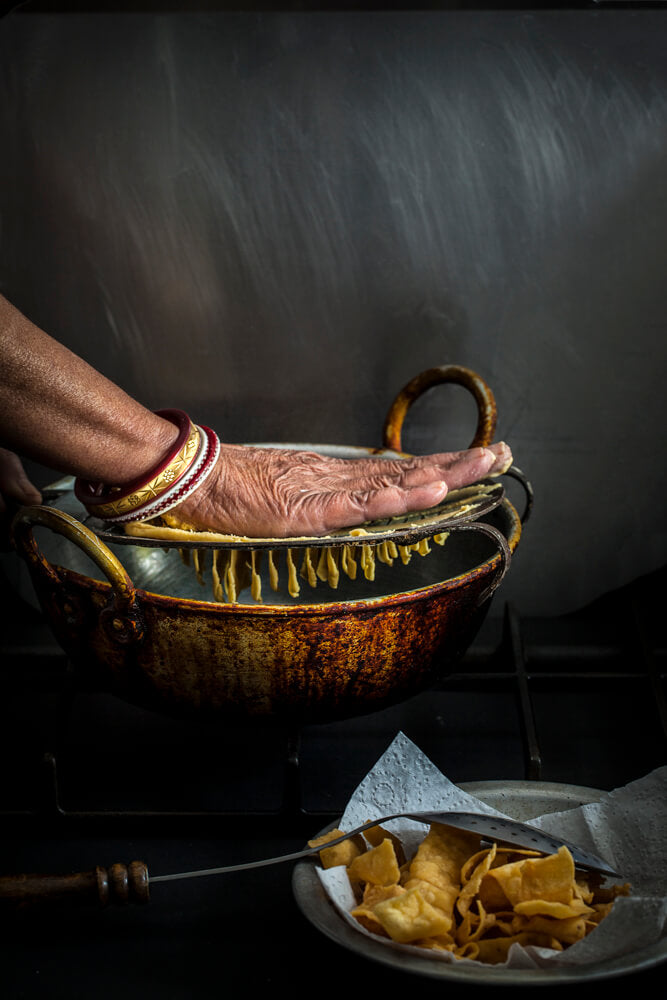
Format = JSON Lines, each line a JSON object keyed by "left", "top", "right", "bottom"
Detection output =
{"left": 0, "top": 448, "right": 42, "bottom": 514}
{"left": 169, "top": 440, "right": 512, "bottom": 538}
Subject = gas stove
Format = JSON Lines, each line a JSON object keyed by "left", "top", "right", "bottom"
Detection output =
{"left": 0, "top": 565, "right": 665, "bottom": 995}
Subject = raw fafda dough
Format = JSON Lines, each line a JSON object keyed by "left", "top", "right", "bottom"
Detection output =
{"left": 120, "top": 481, "right": 498, "bottom": 605}
{"left": 123, "top": 518, "right": 450, "bottom": 604}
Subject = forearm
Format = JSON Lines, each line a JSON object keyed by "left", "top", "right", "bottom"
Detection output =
{"left": 0, "top": 295, "right": 179, "bottom": 485}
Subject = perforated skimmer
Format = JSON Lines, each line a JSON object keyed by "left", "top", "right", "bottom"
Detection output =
{"left": 151, "top": 809, "right": 620, "bottom": 884}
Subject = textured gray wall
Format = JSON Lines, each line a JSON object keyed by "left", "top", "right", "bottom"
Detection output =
{"left": 1, "top": 10, "right": 666, "bottom": 616}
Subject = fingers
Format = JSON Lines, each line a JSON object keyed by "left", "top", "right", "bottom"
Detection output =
{"left": 322, "top": 442, "right": 512, "bottom": 486}
{"left": 336, "top": 445, "right": 510, "bottom": 492}
{"left": 486, "top": 441, "right": 513, "bottom": 475}
{"left": 355, "top": 480, "right": 450, "bottom": 522}
{"left": 298, "top": 480, "right": 449, "bottom": 536}
{"left": 0, "top": 448, "right": 42, "bottom": 513}
{"left": 283, "top": 441, "right": 513, "bottom": 535}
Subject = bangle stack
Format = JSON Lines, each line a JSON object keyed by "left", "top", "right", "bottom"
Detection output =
{"left": 74, "top": 409, "right": 220, "bottom": 524}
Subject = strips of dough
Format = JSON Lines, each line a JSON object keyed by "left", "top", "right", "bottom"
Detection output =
{"left": 250, "top": 549, "right": 262, "bottom": 602}
{"left": 268, "top": 549, "right": 279, "bottom": 592}
{"left": 125, "top": 521, "right": 251, "bottom": 544}
{"left": 166, "top": 526, "right": 454, "bottom": 606}
{"left": 172, "top": 530, "right": 450, "bottom": 604}
{"left": 398, "top": 545, "right": 412, "bottom": 566}
{"left": 225, "top": 549, "right": 239, "bottom": 604}
{"left": 360, "top": 543, "right": 375, "bottom": 581}
{"left": 341, "top": 545, "right": 357, "bottom": 581}
{"left": 300, "top": 547, "right": 318, "bottom": 588}
{"left": 377, "top": 541, "right": 394, "bottom": 566}
{"left": 326, "top": 546, "right": 340, "bottom": 590}
{"left": 193, "top": 547, "right": 206, "bottom": 585}
{"left": 316, "top": 547, "right": 329, "bottom": 583}
{"left": 286, "top": 548, "right": 300, "bottom": 599}
{"left": 212, "top": 549, "right": 225, "bottom": 602}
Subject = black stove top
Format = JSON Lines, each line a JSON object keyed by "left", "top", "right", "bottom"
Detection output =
{"left": 1, "top": 566, "right": 665, "bottom": 996}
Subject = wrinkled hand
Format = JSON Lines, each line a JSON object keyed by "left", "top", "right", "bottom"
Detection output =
{"left": 170, "top": 440, "right": 512, "bottom": 538}
{"left": 0, "top": 448, "right": 42, "bottom": 513}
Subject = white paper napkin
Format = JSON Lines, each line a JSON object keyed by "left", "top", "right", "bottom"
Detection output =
{"left": 317, "top": 732, "right": 667, "bottom": 969}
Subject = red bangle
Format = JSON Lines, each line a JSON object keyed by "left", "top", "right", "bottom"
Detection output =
{"left": 101, "top": 424, "right": 220, "bottom": 524}
{"left": 74, "top": 409, "right": 199, "bottom": 517}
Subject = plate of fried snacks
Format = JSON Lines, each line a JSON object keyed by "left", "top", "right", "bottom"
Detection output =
{"left": 293, "top": 733, "right": 667, "bottom": 983}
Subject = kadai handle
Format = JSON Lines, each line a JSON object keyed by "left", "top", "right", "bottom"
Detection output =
{"left": 11, "top": 504, "right": 144, "bottom": 645}
{"left": 382, "top": 365, "right": 498, "bottom": 454}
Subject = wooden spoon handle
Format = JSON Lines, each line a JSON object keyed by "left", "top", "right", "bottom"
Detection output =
{"left": 0, "top": 861, "right": 149, "bottom": 906}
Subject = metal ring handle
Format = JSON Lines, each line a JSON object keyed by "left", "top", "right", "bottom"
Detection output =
{"left": 502, "top": 465, "right": 534, "bottom": 525}
{"left": 11, "top": 505, "right": 143, "bottom": 644}
{"left": 382, "top": 365, "right": 498, "bottom": 454}
{"left": 447, "top": 520, "right": 512, "bottom": 606}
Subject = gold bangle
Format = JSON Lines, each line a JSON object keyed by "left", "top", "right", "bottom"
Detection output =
{"left": 86, "top": 420, "right": 201, "bottom": 519}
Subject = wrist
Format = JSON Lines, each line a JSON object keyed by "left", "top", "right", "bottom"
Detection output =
{"left": 104, "top": 410, "right": 182, "bottom": 487}
{"left": 75, "top": 411, "right": 221, "bottom": 523}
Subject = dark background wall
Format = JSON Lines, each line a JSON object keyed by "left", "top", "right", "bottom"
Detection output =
{"left": 1, "top": 7, "right": 666, "bottom": 616}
